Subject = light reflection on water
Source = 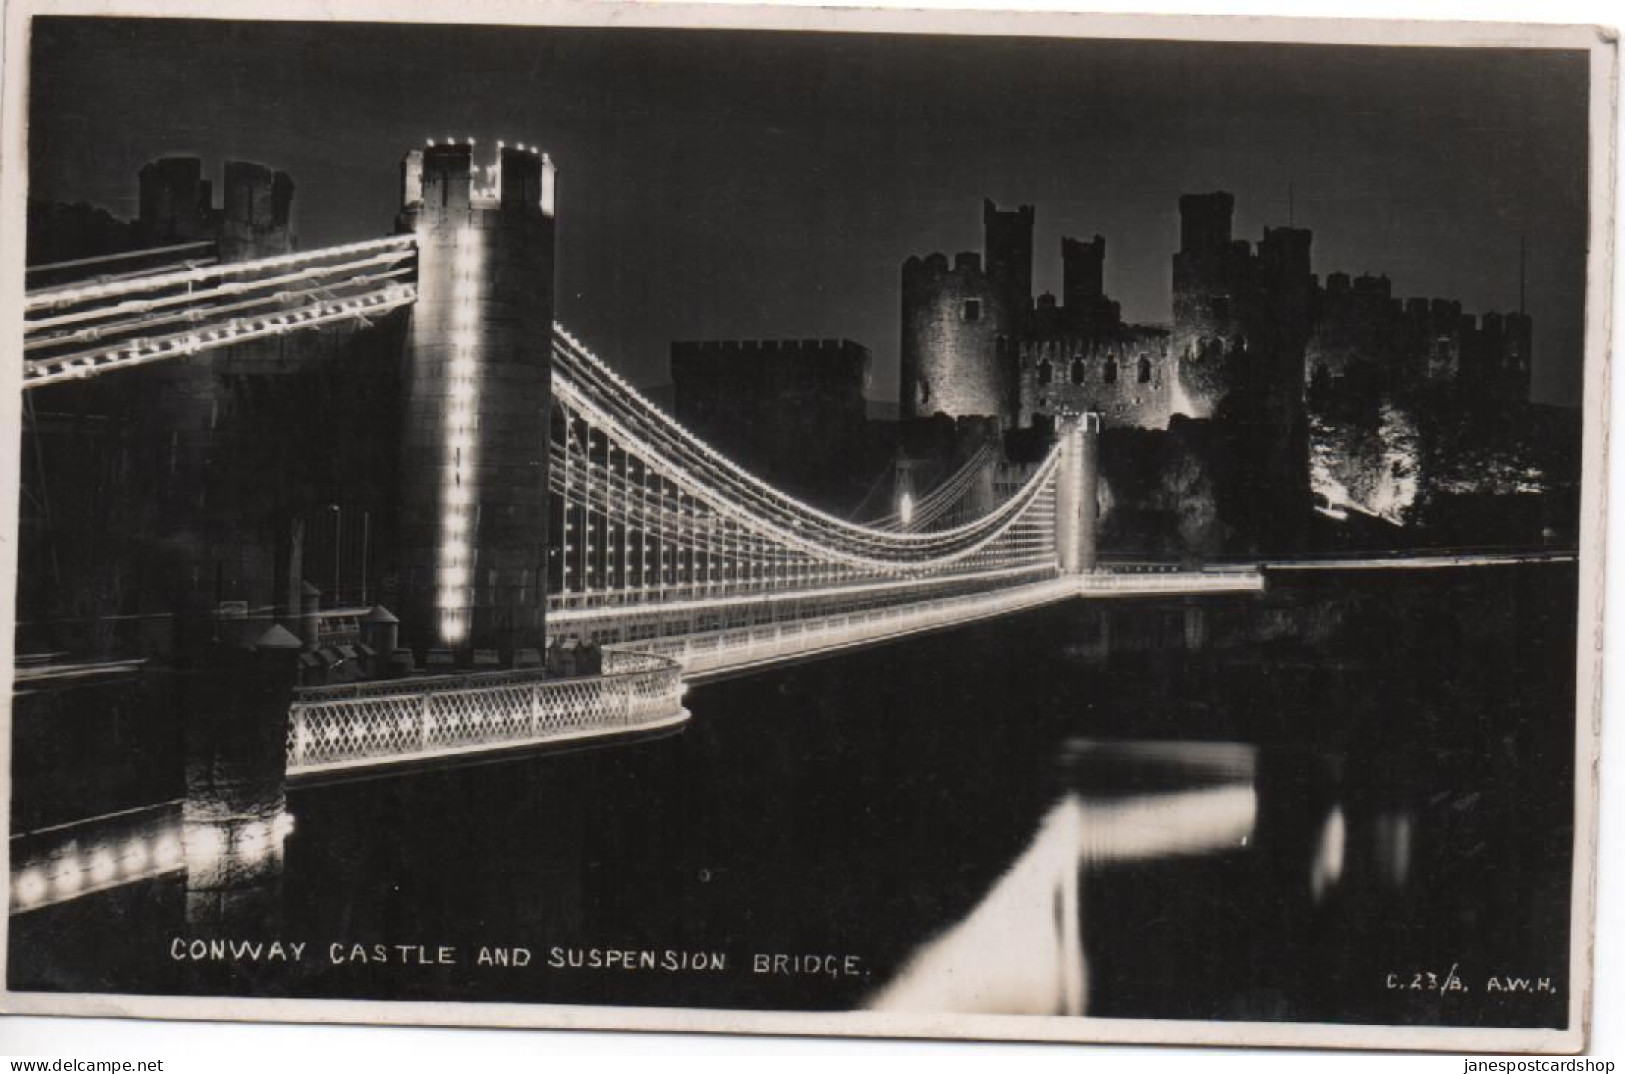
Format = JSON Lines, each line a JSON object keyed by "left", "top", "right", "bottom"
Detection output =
{"left": 871, "top": 741, "right": 1260, "bottom": 1015}
{"left": 6, "top": 569, "right": 1574, "bottom": 1029}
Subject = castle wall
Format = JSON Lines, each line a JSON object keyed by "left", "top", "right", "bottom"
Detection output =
{"left": 1305, "top": 272, "right": 1398, "bottom": 386}
{"left": 671, "top": 338, "right": 872, "bottom": 508}
{"left": 1309, "top": 274, "right": 1531, "bottom": 403}
{"left": 1013, "top": 327, "right": 1173, "bottom": 430}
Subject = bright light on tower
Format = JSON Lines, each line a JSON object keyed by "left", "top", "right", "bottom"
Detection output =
{"left": 435, "top": 225, "right": 486, "bottom": 647}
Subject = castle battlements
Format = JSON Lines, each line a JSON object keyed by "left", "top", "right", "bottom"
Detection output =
{"left": 673, "top": 338, "right": 867, "bottom": 355}
{"left": 400, "top": 138, "right": 557, "bottom": 217}
{"left": 138, "top": 156, "right": 296, "bottom": 261}
{"left": 902, "top": 251, "right": 995, "bottom": 283}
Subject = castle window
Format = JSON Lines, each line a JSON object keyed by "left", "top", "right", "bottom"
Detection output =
{"left": 963, "top": 299, "right": 981, "bottom": 322}
{"left": 1070, "top": 358, "right": 1085, "bottom": 385}
{"left": 1137, "top": 357, "right": 1151, "bottom": 384}
{"left": 1103, "top": 357, "right": 1118, "bottom": 385}
{"left": 1038, "top": 359, "right": 1053, "bottom": 386}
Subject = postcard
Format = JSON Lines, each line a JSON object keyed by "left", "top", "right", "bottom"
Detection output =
{"left": 0, "top": 0, "right": 1614, "bottom": 1053}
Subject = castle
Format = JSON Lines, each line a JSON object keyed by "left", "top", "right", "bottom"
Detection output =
{"left": 898, "top": 191, "right": 1547, "bottom": 549}
{"left": 900, "top": 192, "right": 1531, "bottom": 435}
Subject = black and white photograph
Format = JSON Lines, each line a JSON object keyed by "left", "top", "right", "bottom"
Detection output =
{"left": 0, "top": 0, "right": 1614, "bottom": 1055}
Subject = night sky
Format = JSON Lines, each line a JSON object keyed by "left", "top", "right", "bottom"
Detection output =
{"left": 27, "top": 17, "right": 1591, "bottom": 405}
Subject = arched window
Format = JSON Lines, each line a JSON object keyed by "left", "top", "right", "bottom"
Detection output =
{"left": 1137, "top": 357, "right": 1152, "bottom": 384}
{"left": 1038, "top": 359, "right": 1053, "bottom": 386}
{"left": 1103, "top": 357, "right": 1118, "bottom": 385}
{"left": 1070, "top": 358, "right": 1086, "bottom": 385}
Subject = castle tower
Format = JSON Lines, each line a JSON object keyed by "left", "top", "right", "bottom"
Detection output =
{"left": 138, "top": 157, "right": 213, "bottom": 245}
{"left": 1172, "top": 191, "right": 1250, "bottom": 418}
{"left": 1178, "top": 191, "right": 1234, "bottom": 254}
{"left": 1055, "top": 413, "right": 1101, "bottom": 574}
{"left": 900, "top": 251, "right": 1017, "bottom": 423}
{"left": 219, "top": 161, "right": 295, "bottom": 262}
{"left": 1062, "top": 235, "right": 1106, "bottom": 309}
{"left": 395, "top": 139, "right": 557, "bottom": 656}
{"left": 983, "top": 199, "right": 1035, "bottom": 312}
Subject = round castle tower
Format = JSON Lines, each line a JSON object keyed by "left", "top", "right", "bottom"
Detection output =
{"left": 899, "top": 200, "right": 1033, "bottom": 426}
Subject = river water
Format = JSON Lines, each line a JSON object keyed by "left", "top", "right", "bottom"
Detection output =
{"left": 9, "top": 565, "right": 1577, "bottom": 1029}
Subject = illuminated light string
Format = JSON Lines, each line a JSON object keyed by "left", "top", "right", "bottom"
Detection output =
{"left": 547, "top": 561, "right": 1059, "bottom": 626}
{"left": 24, "top": 234, "right": 417, "bottom": 312}
{"left": 553, "top": 328, "right": 1047, "bottom": 554}
{"left": 437, "top": 226, "right": 486, "bottom": 646}
{"left": 23, "top": 286, "right": 418, "bottom": 388}
{"left": 7, "top": 813, "right": 301, "bottom": 913}
{"left": 546, "top": 404, "right": 1061, "bottom": 582}
{"left": 542, "top": 447, "right": 1054, "bottom": 591}
{"left": 543, "top": 452, "right": 1058, "bottom": 609}
{"left": 26, "top": 248, "right": 418, "bottom": 335}
{"left": 869, "top": 442, "right": 1001, "bottom": 531}
{"left": 24, "top": 266, "right": 416, "bottom": 352}
{"left": 552, "top": 368, "right": 1035, "bottom": 564}
{"left": 550, "top": 358, "right": 1063, "bottom": 571}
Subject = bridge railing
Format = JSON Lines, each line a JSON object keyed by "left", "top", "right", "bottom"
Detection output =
{"left": 1079, "top": 570, "right": 1266, "bottom": 593}
{"left": 285, "top": 648, "right": 686, "bottom": 777}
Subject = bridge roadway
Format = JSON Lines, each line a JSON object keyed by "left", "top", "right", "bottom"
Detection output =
{"left": 14, "top": 547, "right": 1577, "bottom": 917}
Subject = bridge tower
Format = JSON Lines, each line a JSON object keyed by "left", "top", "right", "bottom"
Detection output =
{"left": 395, "top": 140, "right": 558, "bottom": 657}
{"left": 1055, "top": 413, "right": 1101, "bottom": 574}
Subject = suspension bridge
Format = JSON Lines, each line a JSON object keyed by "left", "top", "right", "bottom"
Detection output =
{"left": 10, "top": 140, "right": 1378, "bottom": 916}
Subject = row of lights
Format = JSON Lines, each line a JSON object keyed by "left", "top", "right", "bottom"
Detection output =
{"left": 26, "top": 286, "right": 417, "bottom": 387}
{"left": 12, "top": 811, "right": 302, "bottom": 911}
{"left": 25, "top": 235, "right": 417, "bottom": 313}
{"left": 555, "top": 326, "right": 903, "bottom": 544}
{"left": 437, "top": 227, "right": 486, "bottom": 645}
{"left": 27, "top": 250, "right": 415, "bottom": 341}
{"left": 425, "top": 137, "right": 548, "bottom": 157}
{"left": 552, "top": 368, "right": 995, "bottom": 574}
{"left": 556, "top": 328, "right": 978, "bottom": 558}
{"left": 590, "top": 332, "right": 1022, "bottom": 557}
{"left": 184, "top": 813, "right": 297, "bottom": 873}
{"left": 13, "top": 830, "right": 183, "bottom": 909}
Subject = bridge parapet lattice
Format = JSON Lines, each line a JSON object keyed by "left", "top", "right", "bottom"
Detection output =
{"left": 285, "top": 648, "right": 687, "bottom": 779}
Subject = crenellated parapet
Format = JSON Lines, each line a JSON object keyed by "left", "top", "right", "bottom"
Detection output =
{"left": 1309, "top": 272, "right": 1532, "bottom": 402}
{"left": 400, "top": 137, "right": 557, "bottom": 218}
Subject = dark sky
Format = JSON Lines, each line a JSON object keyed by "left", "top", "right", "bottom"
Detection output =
{"left": 28, "top": 18, "right": 1592, "bottom": 404}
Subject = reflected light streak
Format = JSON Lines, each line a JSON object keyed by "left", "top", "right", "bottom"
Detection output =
{"left": 869, "top": 781, "right": 1257, "bottom": 1017}
{"left": 1310, "top": 805, "right": 1347, "bottom": 903}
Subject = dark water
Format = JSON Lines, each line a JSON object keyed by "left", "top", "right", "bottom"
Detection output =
{"left": 10, "top": 566, "right": 1577, "bottom": 1029}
